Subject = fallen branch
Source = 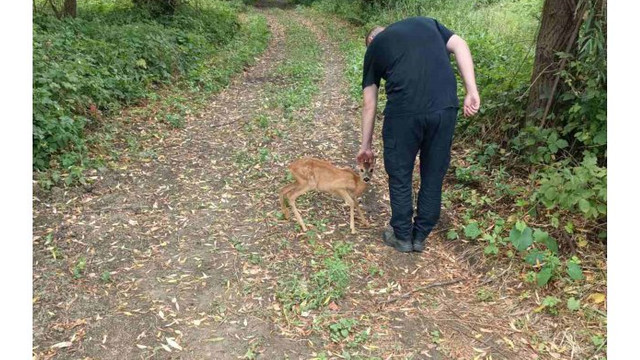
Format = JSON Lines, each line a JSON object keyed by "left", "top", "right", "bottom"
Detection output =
{"left": 378, "top": 278, "right": 465, "bottom": 305}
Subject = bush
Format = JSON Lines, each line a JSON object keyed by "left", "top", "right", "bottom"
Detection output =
{"left": 533, "top": 152, "right": 607, "bottom": 221}
{"left": 33, "top": 1, "right": 240, "bottom": 170}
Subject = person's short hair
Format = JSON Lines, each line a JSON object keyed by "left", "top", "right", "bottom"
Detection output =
{"left": 365, "top": 26, "right": 385, "bottom": 46}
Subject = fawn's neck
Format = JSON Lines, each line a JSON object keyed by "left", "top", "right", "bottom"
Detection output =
{"left": 353, "top": 172, "right": 368, "bottom": 198}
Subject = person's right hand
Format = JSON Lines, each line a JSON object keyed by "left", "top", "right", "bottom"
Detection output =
{"left": 463, "top": 91, "right": 480, "bottom": 117}
{"left": 356, "top": 147, "right": 374, "bottom": 165}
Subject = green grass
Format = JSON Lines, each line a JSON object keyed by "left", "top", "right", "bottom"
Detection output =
{"left": 275, "top": 239, "right": 351, "bottom": 313}
{"left": 271, "top": 9, "right": 324, "bottom": 117}
{"left": 276, "top": 254, "right": 350, "bottom": 312}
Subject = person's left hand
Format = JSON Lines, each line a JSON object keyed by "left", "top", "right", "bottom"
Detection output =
{"left": 463, "top": 91, "right": 481, "bottom": 117}
{"left": 356, "top": 147, "right": 374, "bottom": 165}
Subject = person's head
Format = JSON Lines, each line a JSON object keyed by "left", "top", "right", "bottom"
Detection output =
{"left": 365, "top": 26, "right": 385, "bottom": 46}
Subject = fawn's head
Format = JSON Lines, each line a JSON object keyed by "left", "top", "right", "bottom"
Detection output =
{"left": 356, "top": 158, "right": 375, "bottom": 183}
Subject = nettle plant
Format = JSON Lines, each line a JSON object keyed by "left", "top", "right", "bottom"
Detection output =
{"left": 533, "top": 151, "right": 607, "bottom": 222}
{"left": 509, "top": 221, "right": 584, "bottom": 286}
{"left": 461, "top": 217, "right": 584, "bottom": 287}
{"left": 460, "top": 216, "right": 505, "bottom": 256}
{"left": 329, "top": 318, "right": 358, "bottom": 343}
{"left": 510, "top": 127, "right": 569, "bottom": 165}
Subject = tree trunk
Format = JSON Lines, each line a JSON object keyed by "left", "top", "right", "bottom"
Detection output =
{"left": 527, "top": 0, "right": 585, "bottom": 121}
{"left": 63, "top": 0, "right": 76, "bottom": 18}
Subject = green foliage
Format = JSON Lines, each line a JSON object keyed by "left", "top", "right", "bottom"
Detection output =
{"left": 567, "top": 297, "right": 580, "bottom": 311}
{"left": 541, "top": 296, "right": 561, "bottom": 315}
{"left": 476, "top": 287, "right": 495, "bottom": 302}
{"left": 368, "top": 264, "right": 383, "bottom": 277}
{"left": 430, "top": 329, "right": 442, "bottom": 344}
{"left": 591, "top": 334, "right": 606, "bottom": 348}
{"left": 511, "top": 128, "right": 569, "bottom": 165}
{"left": 555, "top": 0, "right": 607, "bottom": 158}
{"left": 131, "top": 0, "right": 184, "bottom": 17}
{"left": 33, "top": 1, "right": 241, "bottom": 170}
{"left": 291, "top": 0, "right": 320, "bottom": 5}
{"left": 312, "top": 0, "right": 369, "bottom": 25}
{"left": 533, "top": 152, "right": 606, "bottom": 221}
{"left": 313, "top": 256, "right": 350, "bottom": 302}
{"left": 566, "top": 256, "right": 584, "bottom": 281}
{"left": 329, "top": 318, "right": 357, "bottom": 342}
{"left": 454, "top": 164, "right": 485, "bottom": 185}
{"left": 101, "top": 270, "right": 112, "bottom": 282}
{"left": 533, "top": 229, "right": 558, "bottom": 254}
{"left": 348, "top": 327, "right": 371, "bottom": 349}
{"left": 72, "top": 256, "right": 87, "bottom": 279}
{"left": 536, "top": 267, "right": 553, "bottom": 287}
{"left": 443, "top": 156, "right": 590, "bottom": 288}
{"left": 509, "top": 222, "right": 533, "bottom": 252}
{"left": 446, "top": 229, "right": 459, "bottom": 240}
{"left": 333, "top": 241, "right": 353, "bottom": 258}
{"left": 463, "top": 221, "right": 481, "bottom": 240}
{"left": 276, "top": 245, "right": 351, "bottom": 312}
{"left": 492, "top": 221, "right": 575, "bottom": 287}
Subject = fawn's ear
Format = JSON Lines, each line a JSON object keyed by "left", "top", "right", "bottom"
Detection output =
{"left": 367, "top": 156, "right": 376, "bottom": 170}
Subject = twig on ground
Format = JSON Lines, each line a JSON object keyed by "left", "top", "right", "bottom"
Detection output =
{"left": 209, "top": 117, "right": 252, "bottom": 128}
{"left": 86, "top": 205, "right": 150, "bottom": 213}
{"left": 377, "top": 278, "right": 464, "bottom": 305}
{"left": 479, "top": 261, "right": 514, "bottom": 286}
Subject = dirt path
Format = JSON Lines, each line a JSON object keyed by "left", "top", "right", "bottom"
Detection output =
{"left": 33, "top": 7, "right": 540, "bottom": 360}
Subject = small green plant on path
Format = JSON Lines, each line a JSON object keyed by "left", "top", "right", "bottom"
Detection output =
{"left": 329, "top": 318, "right": 357, "bottom": 342}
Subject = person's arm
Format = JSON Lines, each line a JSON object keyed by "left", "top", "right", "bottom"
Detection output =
{"left": 356, "top": 84, "right": 378, "bottom": 164}
{"left": 446, "top": 34, "right": 480, "bottom": 117}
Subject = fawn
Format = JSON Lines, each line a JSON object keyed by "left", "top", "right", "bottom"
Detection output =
{"left": 279, "top": 157, "right": 374, "bottom": 234}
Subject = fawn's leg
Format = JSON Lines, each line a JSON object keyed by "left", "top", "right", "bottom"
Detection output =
{"left": 337, "top": 189, "right": 356, "bottom": 234}
{"left": 287, "top": 185, "right": 311, "bottom": 232}
{"left": 279, "top": 183, "right": 297, "bottom": 219}
{"left": 354, "top": 198, "right": 369, "bottom": 227}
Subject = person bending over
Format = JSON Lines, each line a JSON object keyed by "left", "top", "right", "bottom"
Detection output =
{"left": 356, "top": 17, "right": 480, "bottom": 253}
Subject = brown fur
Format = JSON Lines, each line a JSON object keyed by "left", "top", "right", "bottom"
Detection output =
{"left": 279, "top": 157, "right": 374, "bottom": 234}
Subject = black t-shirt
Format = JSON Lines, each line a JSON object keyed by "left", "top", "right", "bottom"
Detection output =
{"left": 362, "top": 17, "right": 459, "bottom": 117}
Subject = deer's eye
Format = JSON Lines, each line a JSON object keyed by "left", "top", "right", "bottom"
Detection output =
{"left": 360, "top": 169, "right": 364, "bottom": 172}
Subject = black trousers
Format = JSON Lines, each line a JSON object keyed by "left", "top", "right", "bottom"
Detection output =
{"left": 382, "top": 108, "right": 457, "bottom": 242}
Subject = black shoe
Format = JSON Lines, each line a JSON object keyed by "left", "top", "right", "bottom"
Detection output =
{"left": 382, "top": 226, "right": 413, "bottom": 253}
{"left": 413, "top": 237, "right": 426, "bottom": 252}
